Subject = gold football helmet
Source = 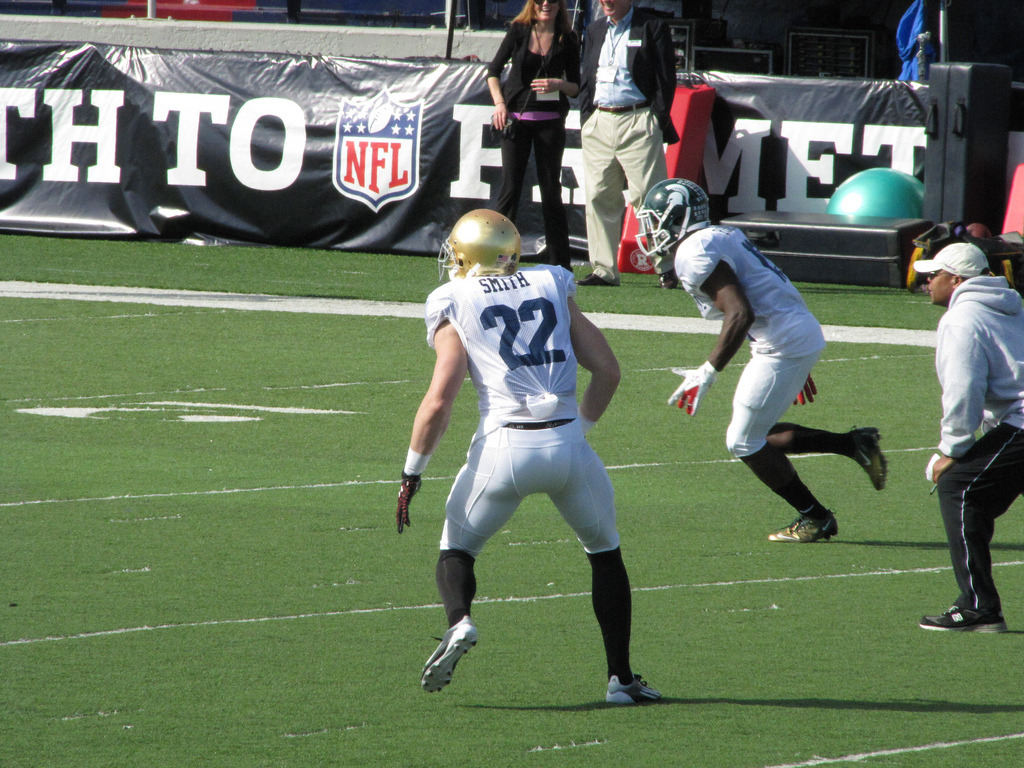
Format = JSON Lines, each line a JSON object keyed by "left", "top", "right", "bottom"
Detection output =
{"left": 439, "top": 209, "right": 521, "bottom": 280}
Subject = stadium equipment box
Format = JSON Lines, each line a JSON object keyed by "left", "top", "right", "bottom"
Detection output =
{"left": 722, "top": 211, "right": 932, "bottom": 288}
{"left": 922, "top": 62, "right": 1013, "bottom": 237}
{"left": 785, "top": 28, "right": 875, "bottom": 78}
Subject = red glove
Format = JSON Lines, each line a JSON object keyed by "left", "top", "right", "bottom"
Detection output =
{"left": 794, "top": 375, "right": 816, "bottom": 405}
{"left": 396, "top": 472, "right": 421, "bottom": 533}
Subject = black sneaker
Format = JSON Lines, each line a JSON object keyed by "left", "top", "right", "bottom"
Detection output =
{"left": 850, "top": 426, "right": 888, "bottom": 490}
{"left": 576, "top": 272, "right": 618, "bottom": 287}
{"left": 658, "top": 269, "right": 679, "bottom": 289}
{"left": 768, "top": 511, "right": 838, "bottom": 542}
{"left": 919, "top": 607, "right": 1007, "bottom": 633}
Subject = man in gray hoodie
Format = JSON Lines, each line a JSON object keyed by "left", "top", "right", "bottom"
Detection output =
{"left": 913, "top": 242, "right": 1024, "bottom": 632}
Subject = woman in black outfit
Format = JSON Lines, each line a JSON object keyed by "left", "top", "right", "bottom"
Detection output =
{"left": 486, "top": 0, "right": 580, "bottom": 272}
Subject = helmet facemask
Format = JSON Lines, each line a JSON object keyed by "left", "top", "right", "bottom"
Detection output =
{"left": 636, "top": 179, "right": 710, "bottom": 257}
{"left": 438, "top": 239, "right": 458, "bottom": 281}
{"left": 636, "top": 205, "right": 679, "bottom": 257}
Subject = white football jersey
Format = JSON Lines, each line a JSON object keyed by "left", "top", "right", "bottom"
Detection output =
{"left": 673, "top": 225, "right": 825, "bottom": 357}
{"left": 425, "top": 265, "right": 580, "bottom": 436}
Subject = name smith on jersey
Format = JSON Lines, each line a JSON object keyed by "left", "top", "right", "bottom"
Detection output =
{"left": 479, "top": 273, "right": 532, "bottom": 294}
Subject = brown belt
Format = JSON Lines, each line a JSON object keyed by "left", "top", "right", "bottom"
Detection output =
{"left": 595, "top": 101, "right": 650, "bottom": 114}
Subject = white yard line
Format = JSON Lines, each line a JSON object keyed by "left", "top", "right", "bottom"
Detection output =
{"left": 0, "top": 280, "right": 424, "bottom": 318}
{"left": 0, "top": 281, "right": 937, "bottom": 347}
{"left": 759, "top": 731, "right": 1024, "bottom": 768}
{"left": 3, "top": 561, "right": 1021, "bottom": 648}
{"left": 0, "top": 478, "right": 395, "bottom": 508}
{"left": 0, "top": 447, "right": 935, "bottom": 509}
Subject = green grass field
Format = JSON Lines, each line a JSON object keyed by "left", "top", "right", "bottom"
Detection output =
{"left": 2, "top": 235, "right": 1022, "bottom": 767}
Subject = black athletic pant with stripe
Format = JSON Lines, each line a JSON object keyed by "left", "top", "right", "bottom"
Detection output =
{"left": 936, "top": 423, "right": 1024, "bottom": 615}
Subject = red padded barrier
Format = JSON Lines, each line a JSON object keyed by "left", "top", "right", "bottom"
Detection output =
{"left": 1002, "top": 164, "right": 1024, "bottom": 234}
{"left": 617, "top": 84, "right": 716, "bottom": 274}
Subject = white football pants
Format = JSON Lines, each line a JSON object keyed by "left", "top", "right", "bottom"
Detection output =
{"left": 440, "top": 420, "right": 620, "bottom": 557}
{"left": 726, "top": 349, "right": 823, "bottom": 458}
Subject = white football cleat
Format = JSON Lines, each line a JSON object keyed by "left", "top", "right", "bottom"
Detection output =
{"left": 421, "top": 617, "right": 477, "bottom": 692}
{"left": 606, "top": 674, "right": 662, "bottom": 704}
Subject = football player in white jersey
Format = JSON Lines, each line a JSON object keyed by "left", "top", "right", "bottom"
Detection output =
{"left": 636, "top": 179, "right": 888, "bottom": 543}
{"left": 396, "top": 209, "right": 659, "bottom": 704}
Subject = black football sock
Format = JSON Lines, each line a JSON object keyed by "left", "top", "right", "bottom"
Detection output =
{"left": 435, "top": 549, "right": 476, "bottom": 628}
{"left": 773, "top": 476, "right": 830, "bottom": 520}
{"left": 770, "top": 423, "right": 856, "bottom": 457}
{"left": 587, "top": 547, "right": 632, "bottom": 682}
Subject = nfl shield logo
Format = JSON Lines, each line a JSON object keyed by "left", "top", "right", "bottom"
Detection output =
{"left": 333, "top": 88, "right": 423, "bottom": 212}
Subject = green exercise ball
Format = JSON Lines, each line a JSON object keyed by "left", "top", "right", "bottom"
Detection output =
{"left": 826, "top": 168, "right": 925, "bottom": 218}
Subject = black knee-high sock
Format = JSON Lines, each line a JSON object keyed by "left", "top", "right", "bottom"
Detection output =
{"left": 773, "top": 475, "right": 830, "bottom": 519}
{"left": 587, "top": 547, "right": 632, "bottom": 682}
{"left": 770, "top": 423, "right": 855, "bottom": 457}
{"left": 436, "top": 549, "right": 476, "bottom": 628}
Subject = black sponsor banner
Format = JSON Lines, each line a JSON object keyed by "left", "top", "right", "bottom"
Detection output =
{"left": 0, "top": 42, "right": 494, "bottom": 252}
{"left": 700, "top": 72, "right": 928, "bottom": 220}
{"left": 0, "top": 42, "right": 936, "bottom": 254}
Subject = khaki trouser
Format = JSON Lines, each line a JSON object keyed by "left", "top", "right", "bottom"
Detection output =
{"left": 580, "top": 107, "right": 669, "bottom": 283}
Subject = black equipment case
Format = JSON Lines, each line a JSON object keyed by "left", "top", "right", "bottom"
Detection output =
{"left": 922, "top": 63, "right": 1013, "bottom": 235}
{"left": 722, "top": 212, "right": 932, "bottom": 288}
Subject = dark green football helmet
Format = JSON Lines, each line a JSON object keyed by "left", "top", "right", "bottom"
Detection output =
{"left": 636, "top": 178, "right": 710, "bottom": 257}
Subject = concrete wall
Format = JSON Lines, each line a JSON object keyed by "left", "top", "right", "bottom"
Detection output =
{"left": 0, "top": 14, "right": 504, "bottom": 59}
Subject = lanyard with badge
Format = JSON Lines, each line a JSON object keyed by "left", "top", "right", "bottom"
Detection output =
{"left": 597, "top": 21, "right": 626, "bottom": 84}
{"left": 533, "top": 27, "right": 560, "bottom": 101}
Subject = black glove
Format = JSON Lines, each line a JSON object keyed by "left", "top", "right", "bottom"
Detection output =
{"left": 396, "top": 472, "right": 421, "bottom": 533}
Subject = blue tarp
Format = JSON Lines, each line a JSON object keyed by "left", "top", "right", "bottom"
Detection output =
{"left": 897, "top": 0, "right": 935, "bottom": 81}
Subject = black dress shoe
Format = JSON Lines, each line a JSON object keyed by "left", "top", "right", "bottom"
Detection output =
{"left": 659, "top": 269, "right": 679, "bottom": 289}
{"left": 576, "top": 272, "right": 617, "bottom": 287}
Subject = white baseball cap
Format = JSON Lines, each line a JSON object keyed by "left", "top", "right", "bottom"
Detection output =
{"left": 913, "top": 242, "right": 989, "bottom": 278}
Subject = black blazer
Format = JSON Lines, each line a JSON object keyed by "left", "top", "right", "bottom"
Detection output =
{"left": 487, "top": 22, "right": 581, "bottom": 117}
{"left": 579, "top": 7, "right": 679, "bottom": 144}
